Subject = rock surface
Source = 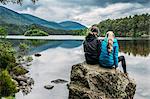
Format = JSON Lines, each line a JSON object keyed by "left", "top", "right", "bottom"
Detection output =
{"left": 68, "top": 62, "right": 136, "bottom": 99}
{"left": 44, "top": 85, "right": 54, "bottom": 90}
{"left": 12, "top": 75, "right": 34, "bottom": 95}
{"left": 51, "top": 79, "right": 68, "bottom": 84}
{"left": 34, "top": 53, "right": 41, "bottom": 57}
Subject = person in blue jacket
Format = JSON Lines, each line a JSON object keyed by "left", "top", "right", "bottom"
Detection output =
{"left": 99, "top": 31, "right": 127, "bottom": 74}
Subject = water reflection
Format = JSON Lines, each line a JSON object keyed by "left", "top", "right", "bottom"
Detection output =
{"left": 119, "top": 40, "right": 150, "bottom": 57}
{"left": 5, "top": 40, "right": 83, "bottom": 54}
{"left": 2, "top": 39, "right": 150, "bottom": 57}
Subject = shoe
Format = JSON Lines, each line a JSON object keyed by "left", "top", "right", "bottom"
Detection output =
{"left": 124, "top": 73, "right": 128, "bottom": 76}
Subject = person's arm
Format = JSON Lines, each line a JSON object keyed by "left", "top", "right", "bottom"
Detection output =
{"left": 83, "top": 41, "right": 86, "bottom": 52}
{"left": 97, "top": 39, "right": 101, "bottom": 56}
{"left": 114, "top": 41, "right": 119, "bottom": 68}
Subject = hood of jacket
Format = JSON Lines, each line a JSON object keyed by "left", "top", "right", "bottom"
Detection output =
{"left": 103, "top": 38, "right": 118, "bottom": 45}
{"left": 85, "top": 34, "right": 97, "bottom": 42}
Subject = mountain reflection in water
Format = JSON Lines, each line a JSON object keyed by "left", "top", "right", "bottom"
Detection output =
{"left": 8, "top": 39, "right": 150, "bottom": 57}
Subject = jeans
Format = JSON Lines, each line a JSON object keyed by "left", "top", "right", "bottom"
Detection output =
{"left": 118, "top": 56, "right": 127, "bottom": 73}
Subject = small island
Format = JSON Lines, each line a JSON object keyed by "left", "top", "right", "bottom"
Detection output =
{"left": 24, "top": 29, "right": 49, "bottom": 36}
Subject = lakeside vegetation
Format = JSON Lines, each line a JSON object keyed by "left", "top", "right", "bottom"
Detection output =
{"left": 0, "top": 41, "right": 17, "bottom": 98}
{"left": 0, "top": 40, "right": 33, "bottom": 98}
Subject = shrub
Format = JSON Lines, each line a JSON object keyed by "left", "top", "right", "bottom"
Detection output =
{"left": 0, "top": 70, "right": 17, "bottom": 97}
{"left": 0, "top": 41, "right": 16, "bottom": 69}
{"left": 0, "top": 27, "right": 7, "bottom": 38}
{"left": 26, "top": 56, "right": 33, "bottom": 62}
{"left": 18, "top": 43, "right": 29, "bottom": 56}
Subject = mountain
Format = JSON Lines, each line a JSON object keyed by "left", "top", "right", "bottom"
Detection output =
{"left": 59, "top": 21, "right": 87, "bottom": 30}
{"left": 0, "top": 6, "right": 86, "bottom": 30}
{"left": 21, "top": 14, "right": 64, "bottom": 29}
{"left": 0, "top": 6, "right": 32, "bottom": 25}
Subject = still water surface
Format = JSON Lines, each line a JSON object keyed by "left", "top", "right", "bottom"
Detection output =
{"left": 7, "top": 39, "right": 150, "bottom": 99}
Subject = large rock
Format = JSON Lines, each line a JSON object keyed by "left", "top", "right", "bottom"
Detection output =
{"left": 68, "top": 62, "right": 136, "bottom": 99}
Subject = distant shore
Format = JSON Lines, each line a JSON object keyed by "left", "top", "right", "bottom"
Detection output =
{"left": 1, "top": 35, "right": 150, "bottom": 40}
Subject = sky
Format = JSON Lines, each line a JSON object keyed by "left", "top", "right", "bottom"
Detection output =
{"left": 1, "top": 0, "right": 150, "bottom": 26}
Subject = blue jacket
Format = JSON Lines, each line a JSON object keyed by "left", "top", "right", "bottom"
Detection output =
{"left": 99, "top": 38, "right": 119, "bottom": 67}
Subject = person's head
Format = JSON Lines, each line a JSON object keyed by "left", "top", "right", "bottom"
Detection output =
{"left": 89, "top": 25, "right": 100, "bottom": 37}
{"left": 106, "top": 31, "right": 115, "bottom": 39}
{"left": 105, "top": 31, "right": 115, "bottom": 53}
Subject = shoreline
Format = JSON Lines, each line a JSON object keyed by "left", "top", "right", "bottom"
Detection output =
{"left": 1, "top": 35, "right": 150, "bottom": 40}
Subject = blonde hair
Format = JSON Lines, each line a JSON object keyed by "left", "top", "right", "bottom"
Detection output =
{"left": 106, "top": 31, "right": 115, "bottom": 53}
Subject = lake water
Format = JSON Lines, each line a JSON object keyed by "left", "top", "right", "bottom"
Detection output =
{"left": 4, "top": 39, "right": 150, "bottom": 99}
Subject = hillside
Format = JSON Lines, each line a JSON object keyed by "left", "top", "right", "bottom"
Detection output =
{"left": 0, "top": 23, "right": 82, "bottom": 35}
{"left": 0, "top": 6, "right": 86, "bottom": 31}
{"left": 97, "top": 13, "right": 150, "bottom": 37}
{"left": 22, "top": 14, "right": 64, "bottom": 29}
{"left": 0, "top": 6, "right": 32, "bottom": 25}
{"left": 59, "top": 21, "right": 87, "bottom": 30}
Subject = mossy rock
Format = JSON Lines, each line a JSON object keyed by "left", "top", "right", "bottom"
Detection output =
{"left": 12, "top": 66, "right": 29, "bottom": 76}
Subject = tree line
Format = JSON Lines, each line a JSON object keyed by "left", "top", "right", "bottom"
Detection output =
{"left": 73, "top": 13, "right": 150, "bottom": 37}
{"left": 0, "top": 0, "right": 37, "bottom": 4}
{"left": 97, "top": 13, "right": 150, "bottom": 37}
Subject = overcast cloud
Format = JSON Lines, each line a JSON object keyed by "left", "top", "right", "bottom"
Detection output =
{"left": 1, "top": 0, "right": 150, "bottom": 26}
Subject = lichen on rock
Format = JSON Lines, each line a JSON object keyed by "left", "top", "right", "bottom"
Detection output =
{"left": 68, "top": 62, "right": 136, "bottom": 99}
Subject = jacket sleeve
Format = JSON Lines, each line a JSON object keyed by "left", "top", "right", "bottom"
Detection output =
{"left": 83, "top": 41, "right": 86, "bottom": 52}
{"left": 97, "top": 39, "right": 101, "bottom": 56}
{"left": 114, "top": 42, "right": 119, "bottom": 67}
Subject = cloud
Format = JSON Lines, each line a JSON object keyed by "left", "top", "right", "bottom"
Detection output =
{"left": 0, "top": 0, "right": 150, "bottom": 26}
{"left": 71, "top": 3, "right": 150, "bottom": 25}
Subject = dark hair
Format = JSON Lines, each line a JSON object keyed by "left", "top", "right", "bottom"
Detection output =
{"left": 89, "top": 25, "right": 100, "bottom": 36}
{"left": 91, "top": 28, "right": 98, "bottom": 33}
{"left": 92, "top": 24, "right": 97, "bottom": 27}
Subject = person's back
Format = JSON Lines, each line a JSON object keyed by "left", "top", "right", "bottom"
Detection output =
{"left": 83, "top": 25, "right": 100, "bottom": 65}
{"left": 99, "top": 38, "right": 119, "bottom": 67}
{"left": 84, "top": 34, "right": 99, "bottom": 64}
{"left": 99, "top": 31, "right": 127, "bottom": 74}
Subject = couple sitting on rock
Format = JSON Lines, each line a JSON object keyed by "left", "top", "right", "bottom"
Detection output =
{"left": 83, "top": 25, "right": 127, "bottom": 74}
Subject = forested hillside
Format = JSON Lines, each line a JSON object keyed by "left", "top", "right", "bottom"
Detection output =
{"left": 97, "top": 13, "right": 150, "bottom": 37}
{"left": 0, "top": 23, "right": 83, "bottom": 35}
